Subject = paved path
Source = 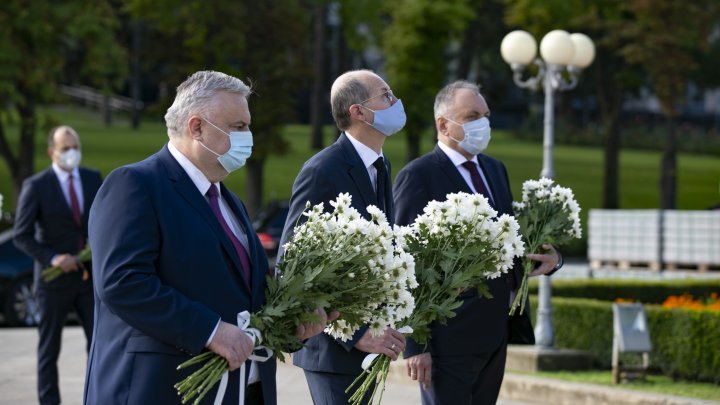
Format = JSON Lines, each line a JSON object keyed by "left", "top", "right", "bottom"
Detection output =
{"left": 0, "top": 327, "right": 531, "bottom": 404}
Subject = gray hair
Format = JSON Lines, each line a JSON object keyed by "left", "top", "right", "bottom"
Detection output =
{"left": 331, "top": 69, "right": 373, "bottom": 130}
{"left": 164, "top": 70, "right": 252, "bottom": 137}
{"left": 434, "top": 80, "right": 481, "bottom": 119}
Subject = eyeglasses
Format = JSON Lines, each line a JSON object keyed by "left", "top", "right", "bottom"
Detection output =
{"left": 360, "top": 89, "right": 395, "bottom": 106}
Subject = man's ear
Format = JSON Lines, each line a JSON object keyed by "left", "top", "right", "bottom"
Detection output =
{"left": 188, "top": 116, "right": 203, "bottom": 140}
{"left": 349, "top": 104, "right": 365, "bottom": 121}
{"left": 436, "top": 116, "right": 448, "bottom": 136}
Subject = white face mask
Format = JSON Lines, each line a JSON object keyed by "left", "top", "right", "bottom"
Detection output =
{"left": 58, "top": 149, "right": 81, "bottom": 171}
{"left": 446, "top": 116, "right": 491, "bottom": 155}
{"left": 199, "top": 119, "right": 253, "bottom": 173}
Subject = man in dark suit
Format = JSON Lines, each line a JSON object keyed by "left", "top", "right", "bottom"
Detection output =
{"left": 394, "top": 80, "right": 563, "bottom": 405}
{"left": 14, "top": 125, "right": 102, "bottom": 405}
{"left": 280, "top": 69, "right": 407, "bottom": 404}
{"left": 84, "top": 70, "right": 332, "bottom": 405}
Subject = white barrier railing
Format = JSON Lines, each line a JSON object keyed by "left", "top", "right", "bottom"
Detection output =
{"left": 588, "top": 209, "right": 720, "bottom": 271}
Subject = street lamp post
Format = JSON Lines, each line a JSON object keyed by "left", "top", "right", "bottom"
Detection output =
{"left": 501, "top": 29, "right": 595, "bottom": 348}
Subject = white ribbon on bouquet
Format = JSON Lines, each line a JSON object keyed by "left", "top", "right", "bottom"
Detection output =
{"left": 360, "top": 326, "right": 413, "bottom": 370}
{"left": 214, "top": 311, "right": 273, "bottom": 405}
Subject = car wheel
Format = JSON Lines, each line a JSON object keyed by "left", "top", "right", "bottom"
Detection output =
{"left": 4, "top": 275, "right": 40, "bottom": 327}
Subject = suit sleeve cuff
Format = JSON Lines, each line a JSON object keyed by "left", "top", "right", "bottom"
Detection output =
{"left": 205, "top": 318, "right": 221, "bottom": 347}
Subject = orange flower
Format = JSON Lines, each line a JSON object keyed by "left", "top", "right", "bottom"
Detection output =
{"left": 661, "top": 293, "right": 720, "bottom": 311}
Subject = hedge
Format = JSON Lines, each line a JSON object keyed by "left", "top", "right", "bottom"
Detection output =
{"left": 528, "top": 279, "right": 720, "bottom": 304}
{"left": 530, "top": 296, "right": 720, "bottom": 383}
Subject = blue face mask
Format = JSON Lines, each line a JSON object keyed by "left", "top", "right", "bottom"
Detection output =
{"left": 199, "top": 119, "right": 253, "bottom": 173}
{"left": 361, "top": 99, "right": 407, "bottom": 137}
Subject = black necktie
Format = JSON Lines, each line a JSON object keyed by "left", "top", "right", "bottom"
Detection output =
{"left": 461, "top": 161, "right": 495, "bottom": 207}
{"left": 373, "top": 157, "right": 387, "bottom": 214}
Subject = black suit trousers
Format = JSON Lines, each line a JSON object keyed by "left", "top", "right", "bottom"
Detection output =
{"left": 420, "top": 334, "right": 508, "bottom": 405}
{"left": 36, "top": 283, "right": 93, "bottom": 405}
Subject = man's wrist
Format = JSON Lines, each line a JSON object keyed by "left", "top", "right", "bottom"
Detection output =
{"left": 547, "top": 252, "right": 564, "bottom": 276}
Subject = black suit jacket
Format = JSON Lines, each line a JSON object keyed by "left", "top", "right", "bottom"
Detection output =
{"left": 280, "top": 133, "right": 394, "bottom": 375}
{"left": 14, "top": 166, "right": 103, "bottom": 290}
{"left": 394, "top": 145, "right": 533, "bottom": 357}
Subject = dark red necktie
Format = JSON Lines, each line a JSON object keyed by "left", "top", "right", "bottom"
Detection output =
{"left": 461, "top": 161, "right": 495, "bottom": 207}
{"left": 206, "top": 185, "right": 252, "bottom": 288}
{"left": 68, "top": 174, "right": 85, "bottom": 249}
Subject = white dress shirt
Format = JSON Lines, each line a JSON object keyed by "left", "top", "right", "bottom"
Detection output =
{"left": 167, "top": 142, "right": 258, "bottom": 384}
{"left": 437, "top": 141, "right": 495, "bottom": 202}
{"left": 345, "top": 131, "right": 384, "bottom": 192}
{"left": 52, "top": 163, "right": 84, "bottom": 214}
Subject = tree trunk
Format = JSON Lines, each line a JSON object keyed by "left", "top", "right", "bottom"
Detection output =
{"left": 660, "top": 116, "right": 677, "bottom": 210}
{"left": 15, "top": 100, "right": 37, "bottom": 196}
{"left": 455, "top": 21, "right": 479, "bottom": 80}
{"left": 131, "top": 20, "right": 142, "bottom": 130}
{"left": 245, "top": 157, "right": 265, "bottom": 220}
{"left": 595, "top": 50, "right": 624, "bottom": 209}
{"left": 602, "top": 111, "right": 621, "bottom": 209}
{"left": 310, "top": 2, "right": 328, "bottom": 151}
{"left": 405, "top": 121, "right": 421, "bottom": 163}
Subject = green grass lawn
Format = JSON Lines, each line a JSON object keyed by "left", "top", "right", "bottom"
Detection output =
{"left": 2, "top": 106, "right": 719, "bottom": 234}
{"left": 510, "top": 369, "right": 720, "bottom": 401}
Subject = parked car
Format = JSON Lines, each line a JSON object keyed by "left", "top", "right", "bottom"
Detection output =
{"left": 0, "top": 229, "right": 40, "bottom": 326}
{"left": 252, "top": 200, "right": 289, "bottom": 270}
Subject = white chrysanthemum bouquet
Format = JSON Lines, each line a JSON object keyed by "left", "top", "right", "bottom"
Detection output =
{"left": 348, "top": 192, "right": 524, "bottom": 405}
{"left": 510, "top": 178, "right": 582, "bottom": 315}
{"left": 175, "top": 193, "right": 415, "bottom": 405}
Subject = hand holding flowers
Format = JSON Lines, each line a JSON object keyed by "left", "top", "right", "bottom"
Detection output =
{"left": 510, "top": 178, "right": 582, "bottom": 315}
{"left": 175, "top": 193, "right": 414, "bottom": 405}
{"left": 348, "top": 192, "right": 524, "bottom": 404}
{"left": 41, "top": 243, "right": 91, "bottom": 282}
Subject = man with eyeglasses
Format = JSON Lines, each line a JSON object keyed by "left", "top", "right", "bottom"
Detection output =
{"left": 279, "top": 69, "right": 407, "bottom": 404}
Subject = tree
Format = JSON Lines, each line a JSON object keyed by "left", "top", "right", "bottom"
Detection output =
{"left": 309, "top": 0, "right": 329, "bottom": 150}
{"left": 618, "top": 0, "right": 718, "bottom": 209}
{"left": 128, "top": 0, "right": 310, "bottom": 216}
{"left": 504, "top": 0, "right": 642, "bottom": 209}
{"left": 0, "top": 0, "right": 127, "bottom": 200}
{"left": 383, "top": 0, "right": 474, "bottom": 162}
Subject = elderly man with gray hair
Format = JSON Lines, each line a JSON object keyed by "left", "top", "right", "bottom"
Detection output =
{"left": 85, "top": 70, "right": 335, "bottom": 405}
{"left": 394, "top": 80, "right": 562, "bottom": 405}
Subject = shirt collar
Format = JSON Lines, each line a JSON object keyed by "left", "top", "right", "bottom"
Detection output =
{"left": 167, "top": 142, "right": 214, "bottom": 196}
{"left": 51, "top": 162, "right": 80, "bottom": 182}
{"left": 437, "top": 141, "right": 479, "bottom": 167}
{"left": 345, "top": 131, "right": 384, "bottom": 169}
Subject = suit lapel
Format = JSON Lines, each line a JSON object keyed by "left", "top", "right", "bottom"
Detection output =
{"left": 220, "top": 185, "right": 259, "bottom": 296}
{"left": 477, "top": 155, "right": 510, "bottom": 214}
{"left": 432, "top": 146, "right": 473, "bottom": 194}
{"left": 79, "top": 169, "right": 93, "bottom": 224}
{"left": 158, "top": 146, "right": 248, "bottom": 292}
{"left": 338, "top": 133, "right": 377, "bottom": 211}
{"left": 383, "top": 158, "right": 394, "bottom": 223}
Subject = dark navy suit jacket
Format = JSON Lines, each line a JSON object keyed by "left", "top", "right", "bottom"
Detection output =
{"left": 394, "top": 145, "right": 532, "bottom": 357}
{"left": 14, "top": 166, "right": 102, "bottom": 291}
{"left": 84, "top": 145, "right": 275, "bottom": 405}
{"left": 280, "top": 133, "right": 393, "bottom": 376}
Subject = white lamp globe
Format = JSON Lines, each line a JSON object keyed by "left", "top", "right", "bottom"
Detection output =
{"left": 501, "top": 30, "right": 537, "bottom": 66}
{"left": 540, "top": 30, "right": 574, "bottom": 65}
{"left": 568, "top": 33, "right": 595, "bottom": 68}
